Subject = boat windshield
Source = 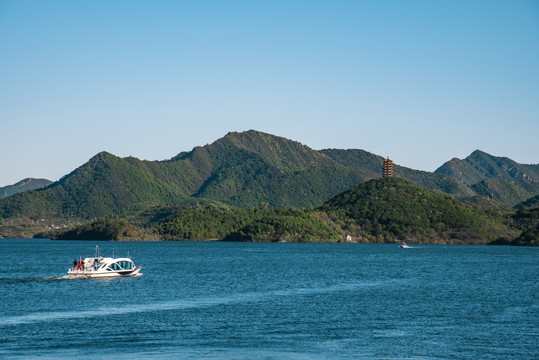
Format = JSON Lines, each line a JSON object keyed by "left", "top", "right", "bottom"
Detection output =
{"left": 119, "top": 261, "right": 133, "bottom": 269}
{"left": 109, "top": 261, "right": 134, "bottom": 271}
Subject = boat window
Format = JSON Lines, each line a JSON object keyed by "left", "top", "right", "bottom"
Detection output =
{"left": 109, "top": 263, "right": 121, "bottom": 271}
{"left": 106, "top": 261, "right": 134, "bottom": 271}
{"left": 117, "top": 261, "right": 133, "bottom": 270}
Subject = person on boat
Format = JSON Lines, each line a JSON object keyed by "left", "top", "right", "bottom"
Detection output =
{"left": 73, "top": 259, "right": 77, "bottom": 269}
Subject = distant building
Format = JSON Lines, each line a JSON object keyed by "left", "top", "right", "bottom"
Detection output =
{"left": 383, "top": 157, "right": 393, "bottom": 177}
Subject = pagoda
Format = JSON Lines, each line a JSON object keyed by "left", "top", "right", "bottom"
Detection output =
{"left": 383, "top": 157, "right": 393, "bottom": 177}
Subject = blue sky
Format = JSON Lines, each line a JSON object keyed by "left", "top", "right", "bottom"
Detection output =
{"left": 1, "top": 0, "right": 538, "bottom": 186}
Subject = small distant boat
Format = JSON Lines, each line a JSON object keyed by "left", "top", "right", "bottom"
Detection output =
{"left": 68, "top": 246, "right": 142, "bottom": 278}
{"left": 400, "top": 242, "right": 412, "bottom": 249}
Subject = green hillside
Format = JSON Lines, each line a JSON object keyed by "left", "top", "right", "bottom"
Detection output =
{"left": 179, "top": 131, "right": 360, "bottom": 207}
{"left": 514, "top": 194, "right": 539, "bottom": 210}
{"left": 154, "top": 205, "right": 341, "bottom": 242}
{"left": 511, "top": 208, "right": 539, "bottom": 246}
{"left": 0, "top": 152, "right": 203, "bottom": 220}
{"left": 470, "top": 179, "right": 539, "bottom": 207}
{"left": 435, "top": 150, "right": 539, "bottom": 185}
{"left": 434, "top": 150, "right": 539, "bottom": 207}
{"left": 318, "top": 177, "right": 508, "bottom": 244}
{"left": 0, "top": 131, "right": 362, "bottom": 220}
{"left": 39, "top": 219, "right": 153, "bottom": 241}
{"left": 0, "top": 131, "right": 537, "bottom": 241}
{"left": 320, "top": 149, "right": 474, "bottom": 197}
{"left": 318, "top": 149, "right": 382, "bottom": 180}
{"left": 0, "top": 178, "right": 53, "bottom": 198}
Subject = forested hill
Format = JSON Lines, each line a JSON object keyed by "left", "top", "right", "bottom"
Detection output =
{"left": 0, "top": 178, "right": 52, "bottom": 198}
{"left": 0, "top": 131, "right": 360, "bottom": 219}
{"left": 515, "top": 194, "right": 539, "bottom": 210}
{"left": 0, "top": 130, "right": 537, "bottom": 223}
{"left": 0, "top": 151, "right": 208, "bottom": 220}
{"left": 37, "top": 177, "right": 529, "bottom": 245}
{"left": 470, "top": 179, "right": 539, "bottom": 207}
{"left": 171, "top": 130, "right": 360, "bottom": 207}
{"left": 318, "top": 177, "right": 510, "bottom": 244}
{"left": 320, "top": 149, "right": 473, "bottom": 197}
{"left": 435, "top": 150, "right": 539, "bottom": 185}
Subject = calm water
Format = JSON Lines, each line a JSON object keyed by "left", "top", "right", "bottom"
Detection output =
{"left": 0, "top": 239, "right": 537, "bottom": 359}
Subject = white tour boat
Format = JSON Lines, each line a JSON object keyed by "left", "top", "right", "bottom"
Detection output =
{"left": 400, "top": 242, "right": 412, "bottom": 248}
{"left": 68, "top": 246, "right": 142, "bottom": 278}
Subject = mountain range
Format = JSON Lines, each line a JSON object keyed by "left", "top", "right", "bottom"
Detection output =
{"left": 0, "top": 130, "right": 537, "bottom": 225}
{"left": 38, "top": 176, "right": 521, "bottom": 245}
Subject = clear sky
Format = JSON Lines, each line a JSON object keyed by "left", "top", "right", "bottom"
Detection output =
{"left": 1, "top": 0, "right": 538, "bottom": 187}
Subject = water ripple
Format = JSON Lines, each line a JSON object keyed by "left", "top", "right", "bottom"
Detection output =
{"left": 0, "top": 279, "right": 401, "bottom": 326}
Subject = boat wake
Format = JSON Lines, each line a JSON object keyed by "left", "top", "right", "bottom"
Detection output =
{"left": 0, "top": 275, "right": 73, "bottom": 284}
{"left": 0, "top": 279, "right": 406, "bottom": 327}
{"left": 0, "top": 274, "right": 143, "bottom": 285}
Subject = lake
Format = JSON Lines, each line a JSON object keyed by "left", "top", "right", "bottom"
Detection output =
{"left": 0, "top": 239, "right": 537, "bottom": 359}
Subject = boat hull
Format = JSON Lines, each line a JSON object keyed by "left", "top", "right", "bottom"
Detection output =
{"left": 68, "top": 265, "right": 142, "bottom": 278}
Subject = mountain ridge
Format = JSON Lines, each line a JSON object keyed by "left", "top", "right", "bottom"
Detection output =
{"left": 0, "top": 130, "right": 537, "bottom": 227}
{"left": 435, "top": 150, "right": 539, "bottom": 185}
{"left": 0, "top": 178, "right": 53, "bottom": 198}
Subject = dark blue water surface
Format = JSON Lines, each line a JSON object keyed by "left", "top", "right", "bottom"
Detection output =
{"left": 0, "top": 239, "right": 537, "bottom": 359}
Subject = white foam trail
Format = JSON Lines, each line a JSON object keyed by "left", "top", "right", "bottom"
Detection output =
{"left": 0, "top": 279, "right": 402, "bottom": 326}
